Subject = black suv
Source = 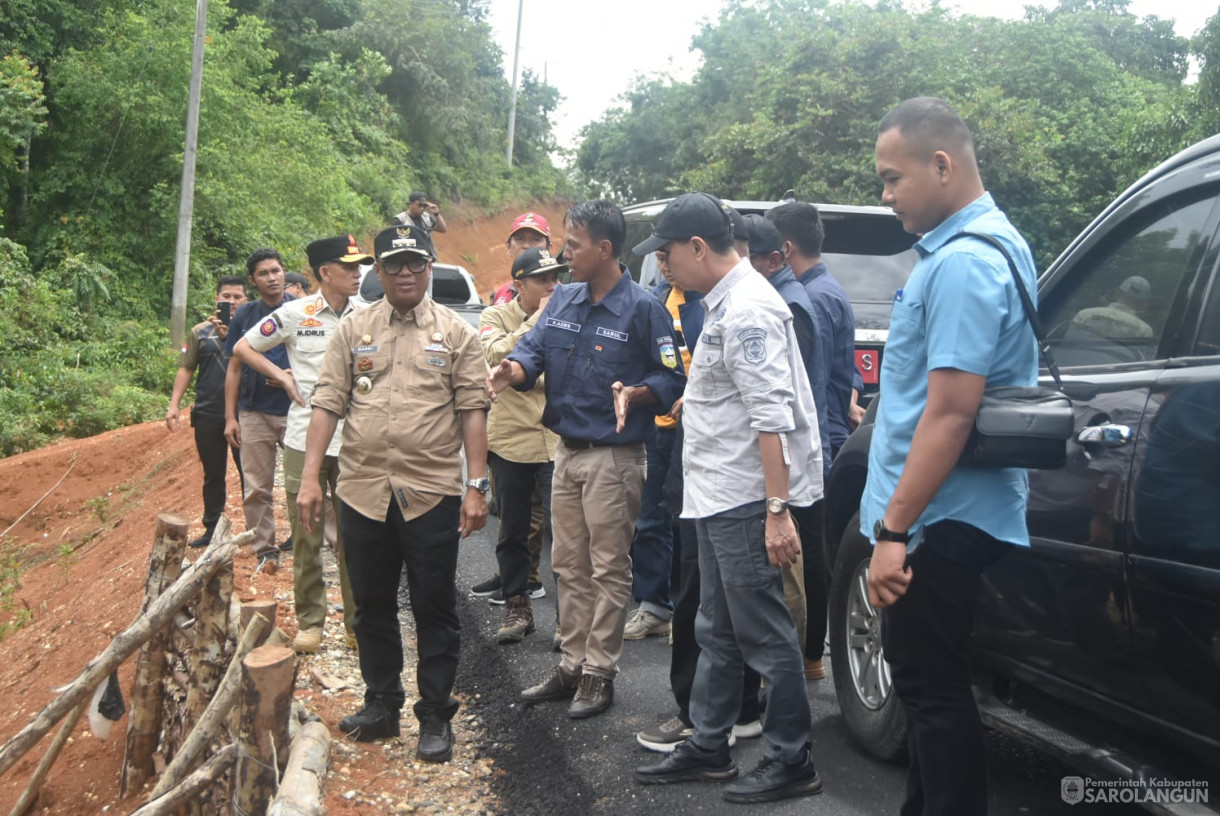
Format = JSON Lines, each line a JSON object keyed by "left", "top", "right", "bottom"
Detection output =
{"left": 620, "top": 199, "right": 918, "bottom": 403}
{"left": 824, "top": 135, "right": 1220, "bottom": 804}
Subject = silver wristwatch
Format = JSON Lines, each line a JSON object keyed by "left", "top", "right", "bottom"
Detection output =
{"left": 466, "top": 477, "right": 491, "bottom": 495}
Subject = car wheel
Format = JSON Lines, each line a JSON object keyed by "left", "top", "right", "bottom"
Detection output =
{"left": 829, "top": 510, "right": 908, "bottom": 762}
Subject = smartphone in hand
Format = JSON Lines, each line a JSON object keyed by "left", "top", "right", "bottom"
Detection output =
{"left": 217, "top": 301, "right": 232, "bottom": 326}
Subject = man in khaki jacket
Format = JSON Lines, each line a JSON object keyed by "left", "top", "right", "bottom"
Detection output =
{"left": 480, "top": 248, "right": 562, "bottom": 644}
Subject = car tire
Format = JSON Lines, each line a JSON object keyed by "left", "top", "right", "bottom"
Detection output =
{"left": 829, "top": 510, "right": 908, "bottom": 763}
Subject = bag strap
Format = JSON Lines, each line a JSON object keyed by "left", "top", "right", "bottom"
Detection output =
{"left": 943, "top": 231, "right": 1065, "bottom": 391}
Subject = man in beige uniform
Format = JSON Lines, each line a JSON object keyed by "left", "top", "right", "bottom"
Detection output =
{"left": 298, "top": 223, "right": 490, "bottom": 763}
{"left": 234, "top": 234, "right": 369, "bottom": 654}
{"left": 480, "top": 248, "right": 561, "bottom": 644}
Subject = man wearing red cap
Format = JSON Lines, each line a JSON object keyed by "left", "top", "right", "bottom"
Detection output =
{"left": 490, "top": 212, "right": 552, "bottom": 306}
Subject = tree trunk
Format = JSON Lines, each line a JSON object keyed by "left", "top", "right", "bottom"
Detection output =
{"left": 183, "top": 557, "right": 233, "bottom": 736}
{"left": 120, "top": 512, "right": 190, "bottom": 798}
{"left": 233, "top": 645, "right": 295, "bottom": 816}
{"left": 266, "top": 721, "right": 330, "bottom": 816}
{"left": 240, "top": 600, "right": 277, "bottom": 649}
{"left": 6, "top": 702, "right": 86, "bottom": 816}
{"left": 127, "top": 742, "right": 237, "bottom": 816}
{"left": 0, "top": 527, "right": 248, "bottom": 780}
{"left": 146, "top": 609, "right": 267, "bottom": 801}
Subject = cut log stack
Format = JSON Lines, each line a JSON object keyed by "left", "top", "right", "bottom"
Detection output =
{"left": 0, "top": 511, "right": 332, "bottom": 816}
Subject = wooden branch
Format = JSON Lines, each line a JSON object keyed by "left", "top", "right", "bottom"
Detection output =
{"left": 267, "top": 721, "right": 331, "bottom": 816}
{"left": 146, "top": 609, "right": 267, "bottom": 801}
{"left": 121, "top": 512, "right": 190, "bottom": 798}
{"left": 0, "top": 528, "right": 248, "bottom": 780}
{"left": 240, "top": 600, "right": 277, "bottom": 650}
{"left": 127, "top": 743, "right": 237, "bottom": 816}
{"left": 234, "top": 645, "right": 295, "bottom": 816}
{"left": 6, "top": 701, "right": 86, "bottom": 816}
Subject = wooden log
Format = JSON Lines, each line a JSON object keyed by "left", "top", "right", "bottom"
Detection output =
{"left": 120, "top": 512, "right": 190, "bottom": 798}
{"left": 6, "top": 702, "right": 86, "bottom": 816}
{"left": 183, "top": 557, "right": 233, "bottom": 737}
{"left": 0, "top": 529, "right": 248, "bottom": 780}
{"left": 146, "top": 611, "right": 268, "bottom": 801}
{"left": 127, "top": 742, "right": 236, "bottom": 816}
{"left": 240, "top": 600, "right": 277, "bottom": 649}
{"left": 233, "top": 645, "right": 295, "bottom": 816}
{"left": 266, "top": 721, "right": 331, "bottom": 816}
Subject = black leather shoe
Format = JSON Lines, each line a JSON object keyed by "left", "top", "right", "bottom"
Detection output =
{"left": 723, "top": 747, "right": 822, "bottom": 804}
{"left": 636, "top": 739, "right": 738, "bottom": 785}
{"left": 568, "top": 673, "right": 613, "bottom": 719}
{"left": 338, "top": 701, "right": 400, "bottom": 742}
{"left": 417, "top": 718, "right": 454, "bottom": 763}
{"left": 521, "top": 665, "right": 579, "bottom": 703}
{"left": 188, "top": 530, "right": 213, "bottom": 549}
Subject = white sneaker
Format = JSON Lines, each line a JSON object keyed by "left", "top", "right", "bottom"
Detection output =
{"left": 731, "top": 719, "right": 763, "bottom": 740}
{"left": 624, "top": 608, "right": 672, "bottom": 640}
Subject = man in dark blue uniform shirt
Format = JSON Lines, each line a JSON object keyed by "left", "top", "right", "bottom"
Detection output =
{"left": 488, "top": 200, "right": 686, "bottom": 719}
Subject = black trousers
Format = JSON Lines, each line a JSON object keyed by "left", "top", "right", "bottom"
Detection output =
{"left": 488, "top": 453, "right": 553, "bottom": 599}
{"left": 341, "top": 497, "right": 462, "bottom": 723}
{"left": 792, "top": 501, "right": 828, "bottom": 660}
{"left": 670, "top": 518, "right": 760, "bottom": 727}
{"left": 192, "top": 412, "right": 242, "bottom": 529}
{"left": 881, "top": 520, "right": 1010, "bottom": 816}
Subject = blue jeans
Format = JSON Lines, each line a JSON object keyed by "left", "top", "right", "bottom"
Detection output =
{"left": 689, "top": 501, "right": 811, "bottom": 764}
{"left": 631, "top": 426, "right": 676, "bottom": 619}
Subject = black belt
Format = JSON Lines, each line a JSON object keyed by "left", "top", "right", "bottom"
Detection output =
{"left": 561, "top": 436, "right": 612, "bottom": 450}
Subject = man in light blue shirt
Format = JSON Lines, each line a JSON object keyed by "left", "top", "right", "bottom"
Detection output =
{"left": 861, "top": 97, "right": 1038, "bottom": 815}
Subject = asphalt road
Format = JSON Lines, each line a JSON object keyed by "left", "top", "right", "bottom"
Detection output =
{"left": 450, "top": 519, "right": 1143, "bottom": 816}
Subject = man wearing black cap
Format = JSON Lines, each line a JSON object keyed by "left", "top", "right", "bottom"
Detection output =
{"left": 633, "top": 193, "right": 824, "bottom": 804}
{"left": 284, "top": 271, "right": 310, "bottom": 299}
{"left": 298, "top": 223, "right": 490, "bottom": 762}
{"left": 479, "top": 248, "right": 561, "bottom": 645}
{"left": 233, "top": 234, "right": 369, "bottom": 654}
{"left": 487, "top": 200, "right": 686, "bottom": 719}
{"left": 392, "top": 191, "right": 448, "bottom": 236}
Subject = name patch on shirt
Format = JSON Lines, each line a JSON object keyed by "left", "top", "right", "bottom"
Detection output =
{"left": 425, "top": 343, "right": 446, "bottom": 352}
{"left": 546, "top": 317, "right": 581, "bottom": 333}
{"left": 353, "top": 344, "right": 379, "bottom": 354}
{"left": 596, "top": 327, "right": 628, "bottom": 342}
{"left": 701, "top": 333, "right": 722, "bottom": 347}
{"left": 737, "top": 327, "right": 768, "bottom": 364}
{"left": 655, "top": 335, "right": 674, "bottom": 346}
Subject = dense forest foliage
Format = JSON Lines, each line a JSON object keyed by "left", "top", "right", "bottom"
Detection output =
{"left": 576, "top": 0, "right": 1220, "bottom": 270}
{"left": 0, "top": 0, "right": 564, "bottom": 455}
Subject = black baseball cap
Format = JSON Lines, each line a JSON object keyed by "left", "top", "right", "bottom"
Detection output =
{"left": 745, "top": 213, "right": 783, "bottom": 255}
{"left": 284, "top": 271, "right": 310, "bottom": 288}
{"left": 306, "top": 234, "right": 374, "bottom": 270}
{"left": 511, "top": 247, "right": 568, "bottom": 280}
{"left": 375, "top": 224, "right": 435, "bottom": 261}
{"left": 408, "top": 191, "right": 428, "bottom": 203}
{"left": 631, "top": 192, "right": 735, "bottom": 256}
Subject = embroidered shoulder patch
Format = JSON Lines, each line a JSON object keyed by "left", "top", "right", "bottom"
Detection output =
{"left": 737, "top": 327, "right": 767, "bottom": 364}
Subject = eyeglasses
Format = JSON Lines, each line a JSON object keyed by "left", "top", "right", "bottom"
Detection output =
{"left": 381, "top": 255, "right": 430, "bottom": 276}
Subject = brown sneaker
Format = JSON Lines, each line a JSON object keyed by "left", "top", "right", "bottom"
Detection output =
{"left": 521, "top": 664, "right": 579, "bottom": 703}
{"left": 568, "top": 673, "right": 614, "bottom": 719}
{"left": 804, "top": 658, "right": 826, "bottom": 680}
{"left": 497, "top": 595, "right": 535, "bottom": 645}
{"left": 293, "top": 626, "right": 323, "bottom": 654}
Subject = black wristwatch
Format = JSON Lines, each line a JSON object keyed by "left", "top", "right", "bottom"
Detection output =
{"left": 873, "top": 519, "right": 911, "bottom": 544}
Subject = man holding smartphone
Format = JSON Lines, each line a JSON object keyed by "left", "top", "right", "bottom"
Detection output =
{"left": 167, "top": 274, "right": 249, "bottom": 548}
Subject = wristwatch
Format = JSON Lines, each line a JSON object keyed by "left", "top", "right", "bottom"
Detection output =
{"left": 873, "top": 519, "right": 911, "bottom": 544}
{"left": 466, "top": 477, "right": 491, "bottom": 495}
{"left": 766, "top": 497, "right": 789, "bottom": 515}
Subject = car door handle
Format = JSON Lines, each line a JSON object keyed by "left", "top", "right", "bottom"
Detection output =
{"left": 1074, "top": 424, "right": 1132, "bottom": 448}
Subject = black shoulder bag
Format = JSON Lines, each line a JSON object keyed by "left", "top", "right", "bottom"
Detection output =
{"left": 942, "top": 232, "right": 1073, "bottom": 470}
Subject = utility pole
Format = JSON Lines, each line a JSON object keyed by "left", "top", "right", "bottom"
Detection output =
{"left": 170, "top": 0, "right": 208, "bottom": 347}
{"left": 505, "top": 0, "right": 523, "bottom": 168}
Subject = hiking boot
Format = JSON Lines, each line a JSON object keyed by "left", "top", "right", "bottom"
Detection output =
{"left": 255, "top": 551, "right": 279, "bottom": 574}
{"left": 804, "top": 658, "right": 826, "bottom": 680}
{"left": 636, "top": 716, "right": 693, "bottom": 753}
{"left": 292, "top": 627, "right": 323, "bottom": 654}
{"left": 339, "top": 701, "right": 400, "bottom": 742}
{"left": 344, "top": 631, "right": 359, "bottom": 651}
{"left": 636, "top": 739, "right": 739, "bottom": 785}
{"left": 723, "top": 747, "right": 822, "bottom": 804}
{"left": 568, "top": 673, "right": 613, "bottom": 719}
{"left": 521, "top": 664, "right": 579, "bottom": 703}
{"left": 417, "top": 718, "right": 454, "bottom": 763}
{"left": 624, "top": 608, "right": 671, "bottom": 640}
{"left": 470, "top": 574, "right": 501, "bottom": 597}
{"left": 497, "top": 595, "right": 535, "bottom": 645}
{"left": 188, "top": 528, "right": 214, "bottom": 549}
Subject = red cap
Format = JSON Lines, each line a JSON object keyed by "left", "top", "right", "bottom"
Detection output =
{"left": 507, "top": 212, "right": 551, "bottom": 241}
